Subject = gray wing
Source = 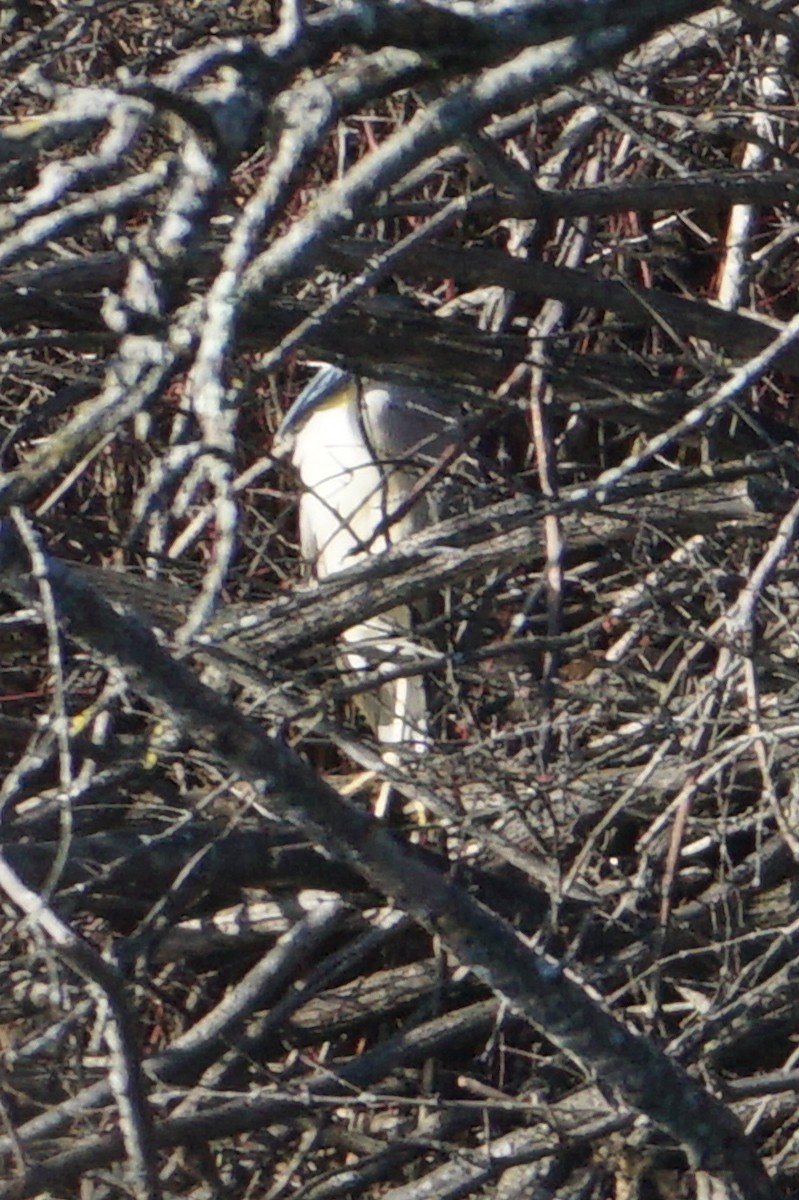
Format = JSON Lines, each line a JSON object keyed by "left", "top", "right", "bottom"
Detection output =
{"left": 359, "top": 380, "right": 456, "bottom": 469}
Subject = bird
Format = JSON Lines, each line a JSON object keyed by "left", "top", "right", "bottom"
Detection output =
{"left": 272, "top": 363, "right": 459, "bottom": 773}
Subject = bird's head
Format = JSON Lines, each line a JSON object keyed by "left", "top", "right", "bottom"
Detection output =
{"left": 272, "top": 364, "right": 356, "bottom": 461}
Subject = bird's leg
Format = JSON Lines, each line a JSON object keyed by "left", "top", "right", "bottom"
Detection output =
{"left": 373, "top": 750, "right": 428, "bottom": 826}
{"left": 374, "top": 759, "right": 398, "bottom": 821}
{"left": 339, "top": 769, "right": 379, "bottom": 797}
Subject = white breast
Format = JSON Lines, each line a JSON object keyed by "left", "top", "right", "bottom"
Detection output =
{"left": 290, "top": 402, "right": 390, "bottom": 579}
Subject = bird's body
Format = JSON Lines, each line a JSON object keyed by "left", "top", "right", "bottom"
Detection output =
{"left": 274, "top": 365, "right": 457, "bottom": 754}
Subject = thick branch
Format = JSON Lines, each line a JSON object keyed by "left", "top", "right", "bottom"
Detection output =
{"left": 0, "top": 524, "right": 777, "bottom": 1200}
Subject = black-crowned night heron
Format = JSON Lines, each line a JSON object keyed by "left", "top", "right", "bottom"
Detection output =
{"left": 273, "top": 364, "right": 459, "bottom": 775}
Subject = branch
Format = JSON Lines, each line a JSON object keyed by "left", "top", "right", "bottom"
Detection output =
{"left": 0, "top": 856, "right": 161, "bottom": 1200}
{"left": 0, "top": 524, "right": 777, "bottom": 1200}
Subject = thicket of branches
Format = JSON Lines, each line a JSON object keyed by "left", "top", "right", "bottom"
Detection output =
{"left": 2, "top": 2, "right": 799, "bottom": 1198}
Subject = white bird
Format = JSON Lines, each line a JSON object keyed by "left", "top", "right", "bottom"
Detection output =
{"left": 273, "top": 364, "right": 458, "bottom": 763}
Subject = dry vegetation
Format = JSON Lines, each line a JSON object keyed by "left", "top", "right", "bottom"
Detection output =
{"left": 2, "top": 1, "right": 799, "bottom": 1198}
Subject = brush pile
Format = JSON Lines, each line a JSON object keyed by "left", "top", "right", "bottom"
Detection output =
{"left": 1, "top": 3, "right": 798, "bottom": 1198}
